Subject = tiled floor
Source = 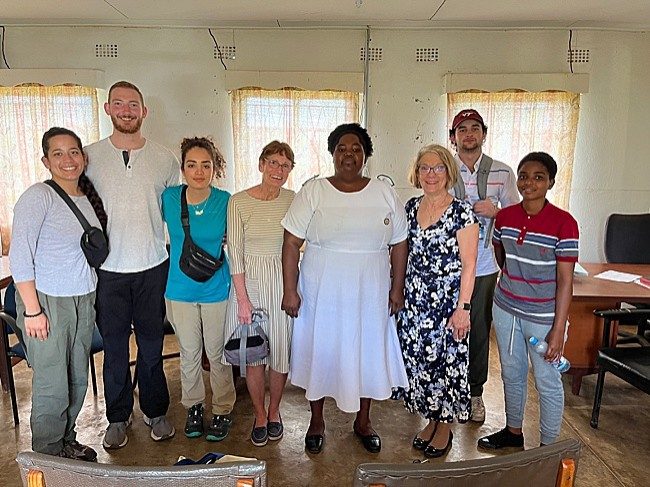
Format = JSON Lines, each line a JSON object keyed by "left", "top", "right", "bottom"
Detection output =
{"left": 1, "top": 334, "right": 648, "bottom": 486}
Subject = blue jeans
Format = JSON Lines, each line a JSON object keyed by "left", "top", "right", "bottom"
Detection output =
{"left": 492, "top": 303, "right": 564, "bottom": 445}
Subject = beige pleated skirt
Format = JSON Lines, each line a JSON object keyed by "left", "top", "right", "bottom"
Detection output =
{"left": 223, "top": 253, "right": 293, "bottom": 374}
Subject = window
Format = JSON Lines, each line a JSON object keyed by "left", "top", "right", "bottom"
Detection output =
{"left": 0, "top": 84, "right": 99, "bottom": 254}
{"left": 231, "top": 87, "right": 361, "bottom": 192}
{"left": 448, "top": 91, "right": 580, "bottom": 209}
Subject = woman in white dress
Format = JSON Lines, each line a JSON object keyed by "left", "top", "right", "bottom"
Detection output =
{"left": 282, "top": 123, "right": 408, "bottom": 454}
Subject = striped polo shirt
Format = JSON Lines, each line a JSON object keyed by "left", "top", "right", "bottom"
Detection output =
{"left": 492, "top": 201, "right": 579, "bottom": 325}
{"left": 453, "top": 154, "right": 520, "bottom": 277}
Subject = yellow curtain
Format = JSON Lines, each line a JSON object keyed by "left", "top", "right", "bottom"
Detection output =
{"left": 231, "top": 87, "right": 360, "bottom": 192}
{"left": 448, "top": 91, "right": 580, "bottom": 209}
{"left": 0, "top": 84, "right": 99, "bottom": 254}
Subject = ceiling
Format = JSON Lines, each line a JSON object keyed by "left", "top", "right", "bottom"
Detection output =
{"left": 1, "top": 0, "right": 649, "bottom": 30}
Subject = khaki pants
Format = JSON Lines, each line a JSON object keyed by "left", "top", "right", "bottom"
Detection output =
{"left": 165, "top": 299, "right": 235, "bottom": 415}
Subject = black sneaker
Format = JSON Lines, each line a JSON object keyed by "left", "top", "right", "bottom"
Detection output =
{"left": 478, "top": 427, "right": 524, "bottom": 450}
{"left": 185, "top": 403, "right": 204, "bottom": 438}
{"left": 206, "top": 414, "right": 232, "bottom": 442}
{"left": 60, "top": 440, "right": 98, "bottom": 462}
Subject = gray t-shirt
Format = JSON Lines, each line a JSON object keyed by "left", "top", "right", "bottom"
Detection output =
{"left": 10, "top": 183, "right": 100, "bottom": 296}
{"left": 85, "top": 137, "right": 180, "bottom": 273}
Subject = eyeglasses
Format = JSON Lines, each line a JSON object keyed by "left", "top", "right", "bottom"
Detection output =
{"left": 266, "top": 159, "right": 293, "bottom": 171}
{"left": 418, "top": 164, "right": 447, "bottom": 175}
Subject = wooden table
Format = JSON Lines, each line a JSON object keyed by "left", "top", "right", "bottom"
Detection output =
{"left": 565, "top": 262, "right": 650, "bottom": 395}
{"left": 0, "top": 258, "right": 12, "bottom": 393}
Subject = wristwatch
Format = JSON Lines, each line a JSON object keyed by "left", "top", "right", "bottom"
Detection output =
{"left": 459, "top": 302, "right": 471, "bottom": 311}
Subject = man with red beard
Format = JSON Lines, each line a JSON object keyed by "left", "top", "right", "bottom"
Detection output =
{"left": 86, "top": 81, "right": 180, "bottom": 449}
{"left": 449, "top": 109, "right": 519, "bottom": 423}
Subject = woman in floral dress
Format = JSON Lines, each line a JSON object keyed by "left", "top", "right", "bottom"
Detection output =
{"left": 398, "top": 144, "right": 478, "bottom": 458}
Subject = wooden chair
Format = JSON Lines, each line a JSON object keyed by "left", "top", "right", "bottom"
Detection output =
{"left": 16, "top": 451, "right": 267, "bottom": 487}
{"left": 354, "top": 438, "right": 581, "bottom": 487}
{"left": 590, "top": 308, "right": 650, "bottom": 428}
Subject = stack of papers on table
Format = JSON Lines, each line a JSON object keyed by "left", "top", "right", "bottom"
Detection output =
{"left": 593, "top": 270, "right": 641, "bottom": 283}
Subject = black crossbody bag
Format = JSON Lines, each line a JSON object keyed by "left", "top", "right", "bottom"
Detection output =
{"left": 179, "top": 185, "right": 224, "bottom": 282}
{"left": 44, "top": 180, "right": 109, "bottom": 269}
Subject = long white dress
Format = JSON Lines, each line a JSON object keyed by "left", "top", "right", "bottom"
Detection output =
{"left": 282, "top": 178, "right": 409, "bottom": 413}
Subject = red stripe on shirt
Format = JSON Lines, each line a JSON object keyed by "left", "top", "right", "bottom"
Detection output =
{"left": 502, "top": 267, "right": 556, "bottom": 284}
{"left": 497, "top": 283, "right": 555, "bottom": 303}
{"left": 556, "top": 255, "right": 578, "bottom": 262}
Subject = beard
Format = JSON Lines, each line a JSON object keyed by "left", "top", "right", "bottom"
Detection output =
{"left": 111, "top": 115, "right": 143, "bottom": 134}
{"left": 459, "top": 139, "right": 482, "bottom": 152}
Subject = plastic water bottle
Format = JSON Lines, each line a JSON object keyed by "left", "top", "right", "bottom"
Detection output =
{"left": 528, "top": 336, "right": 571, "bottom": 373}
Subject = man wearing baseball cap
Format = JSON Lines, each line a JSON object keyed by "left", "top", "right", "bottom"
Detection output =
{"left": 449, "top": 109, "right": 519, "bottom": 422}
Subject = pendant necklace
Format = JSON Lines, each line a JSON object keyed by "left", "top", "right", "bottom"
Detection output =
{"left": 193, "top": 201, "right": 207, "bottom": 216}
{"left": 423, "top": 194, "right": 451, "bottom": 223}
{"left": 192, "top": 198, "right": 209, "bottom": 216}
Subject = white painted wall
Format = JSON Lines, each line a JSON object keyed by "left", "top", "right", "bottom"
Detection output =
{"left": 2, "top": 26, "right": 648, "bottom": 261}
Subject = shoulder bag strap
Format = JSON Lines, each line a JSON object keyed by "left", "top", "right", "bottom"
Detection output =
{"left": 238, "top": 324, "right": 250, "bottom": 378}
{"left": 253, "top": 323, "right": 269, "bottom": 343}
{"left": 251, "top": 309, "right": 269, "bottom": 348}
{"left": 452, "top": 171, "right": 465, "bottom": 200}
{"left": 44, "top": 180, "right": 92, "bottom": 231}
{"left": 180, "top": 185, "right": 223, "bottom": 259}
{"left": 476, "top": 154, "right": 494, "bottom": 201}
{"left": 180, "top": 185, "right": 192, "bottom": 239}
{"left": 476, "top": 155, "right": 495, "bottom": 248}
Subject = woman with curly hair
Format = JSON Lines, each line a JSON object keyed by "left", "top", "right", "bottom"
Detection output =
{"left": 162, "top": 137, "right": 235, "bottom": 442}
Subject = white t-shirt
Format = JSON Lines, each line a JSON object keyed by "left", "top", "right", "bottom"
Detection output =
{"left": 85, "top": 137, "right": 180, "bottom": 273}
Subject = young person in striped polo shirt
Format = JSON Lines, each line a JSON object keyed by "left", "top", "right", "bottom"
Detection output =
{"left": 478, "top": 152, "right": 579, "bottom": 449}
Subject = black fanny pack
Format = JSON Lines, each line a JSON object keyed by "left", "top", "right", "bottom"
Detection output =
{"left": 45, "top": 180, "right": 109, "bottom": 268}
{"left": 179, "top": 185, "right": 224, "bottom": 282}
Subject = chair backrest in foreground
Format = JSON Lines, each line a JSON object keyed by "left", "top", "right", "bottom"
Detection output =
{"left": 354, "top": 438, "right": 581, "bottom": 487}
{"left": 16, "top": 451, "right": 267, "bottom": 487}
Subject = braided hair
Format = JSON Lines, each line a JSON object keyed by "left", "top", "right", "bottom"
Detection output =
{"left": 42, "top": 127, "right": 109, "bottom": 233}
{"left": 78, "top": 172, "right": 108, "bottom": 233}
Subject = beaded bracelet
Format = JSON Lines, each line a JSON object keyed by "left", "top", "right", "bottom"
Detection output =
{"left": 23, "top": 307, "right": 44, "bottom": 318}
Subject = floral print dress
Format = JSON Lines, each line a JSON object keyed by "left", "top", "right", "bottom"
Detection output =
{"left": 397, "top": 196, "right": 477, "bottom": 423}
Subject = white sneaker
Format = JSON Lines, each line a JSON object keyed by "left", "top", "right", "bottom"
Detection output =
{"left": 470, "top": 396, "right": 486, "bottom": 423}
{"left": 143, "top": 414, "right": 175, "bottom": 441}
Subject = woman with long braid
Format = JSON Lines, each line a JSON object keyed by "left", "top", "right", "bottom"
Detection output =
{"left": 9, "top": 127, "right": 107, "bottom": 461}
